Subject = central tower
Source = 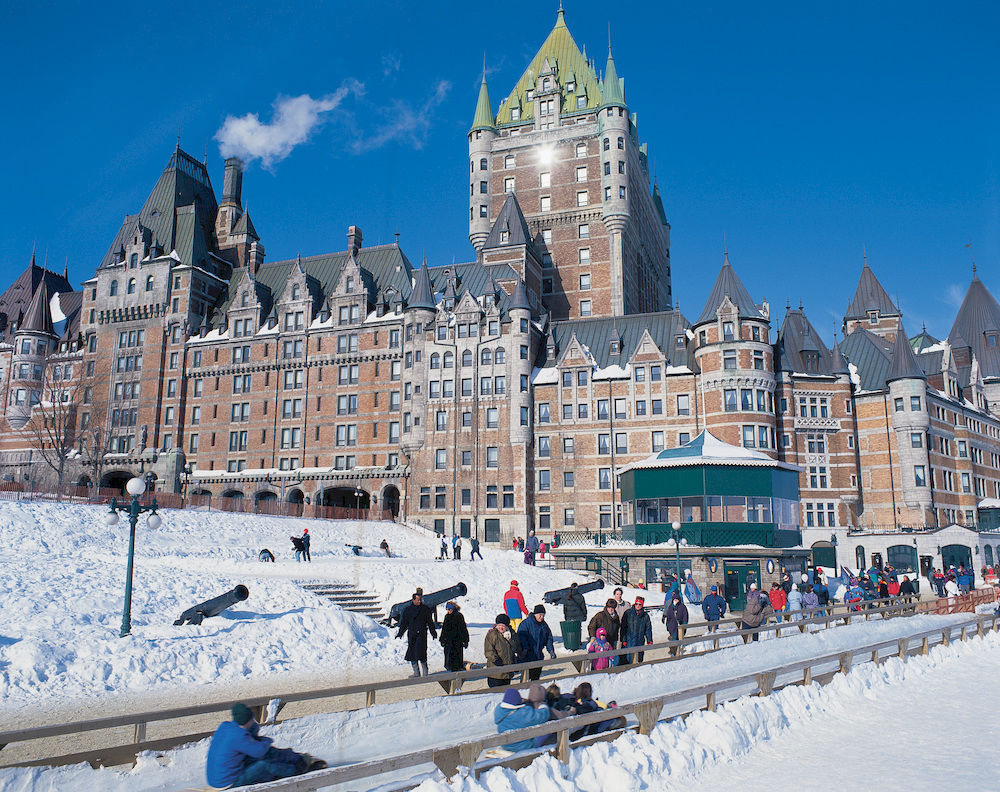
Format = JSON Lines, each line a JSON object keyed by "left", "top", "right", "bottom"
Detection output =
{"left": 467, "top": 7, "right": 672, "bottom": 320}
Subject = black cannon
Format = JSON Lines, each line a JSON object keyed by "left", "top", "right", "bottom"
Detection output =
{"left": 385, "top": 582, "right": 468, "bottom": 627}
{"left": 543, "top": 579, "right": 604, "bottom": 605}
{"left": 174, "top": 585, "right": 249, "bottom": 626}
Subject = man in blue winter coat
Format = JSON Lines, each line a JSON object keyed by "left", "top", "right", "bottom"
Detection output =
{"left": 619, "top": 596, "right": 653, "bottom": 665}
{"left": 517, "top": 604, "right": 556, "bottom": 680}
{"left": 701, "top": 585, "right": 727, "bottom": 631}
{"left": 205, "top": 703, "right": 320, "bottom": 788}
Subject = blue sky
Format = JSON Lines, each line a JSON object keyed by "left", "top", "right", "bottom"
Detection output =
{"left": 1, "top": 0, "right": 997, "bottom": 340}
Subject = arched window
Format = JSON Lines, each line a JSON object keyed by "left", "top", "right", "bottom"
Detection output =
{"left": 127, "top": 278, "right": 136, "bottom": 294}
{"left": 985, "top": 545, "right": 994, "bottom": 566}
{"left": 855, "top": 545, "right": 865, "bottom": 572}
{"left": 291, "top": 284, "right": 300, "bottom": 300}
{"left": 481, "top": 348, "right": 492, "bottom": 365}
{"left": 462, "top": 350, "right": 473, "bottom": 367}
{"left": 129, "top": 253, "right": 138, "bottom": 268}
{"left": 504, "top": 154, "right": 514, "bottom": 169}
{"left": 543, "top": 77, "right": 551, "bottom": 90}
{"left": 494, "top": 347, "right": 505, "bottom": 364}
{"left": 430, "top": 353, "right": 440, "bottom": 369}
{"left": 109, "top": 280, "right": 118, "bottom": 297}
{"left": 887, "top": 545, "right": 917, "bottom": 573}
{"left": 479, "top": 158, "right": 488, "bottom": 170}
{"left": 145, "top": 275, "right": 154, "bottom": 292}
{"left": 443, "top": 351, "right": 454, "bottom": 368}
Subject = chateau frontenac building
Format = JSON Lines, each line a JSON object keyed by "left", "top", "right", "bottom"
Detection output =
{"left": 1, "top": 8, "right": 999, "bottom": 549}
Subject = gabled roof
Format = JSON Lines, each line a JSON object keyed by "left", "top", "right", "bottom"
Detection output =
{"left": 775, "top": 307, "right": 834, "bottom": 375}
{"left": 947, "top": 271, "right": 1000, "bottom": 380}
{"left": 839, "top": 326, "right": 893, "bottom": 392}
{"left": 483, "top": 193, "right": 533, "bottom": 249}
{"left": 20, "top": 280, "right": 55, "bottom": 336}
{"left": 232, "top": 210, "right": 258, "bottom": 240}
{"left": 470, "top": 77, "right": 496, "bottom": 133}
{"left": 99, "top": 148, "right": 218, "bottom": 270}
{"left": 424, "top": 261, "right": 523, "bottom": 317}
{"left": 885, "top": 325, "right": 926, "bottom": 383}
{"left": 542, "top": 310, "right": 693, "bottom": 370}
{"left": 696, "top": 256, "right": 760, "bottom": 324}
{"left": 495, "top": 8, "right": 601, "bottom": 125}
{"left": 407, "top": 261, "right": 435, "bottom": 311}
{"left": 844, "top": 259, "right": 899, "bottom": 320}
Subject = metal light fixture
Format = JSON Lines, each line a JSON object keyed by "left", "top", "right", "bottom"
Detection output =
{"left": 107, "top": 476, "right": 161, "bottom": 637}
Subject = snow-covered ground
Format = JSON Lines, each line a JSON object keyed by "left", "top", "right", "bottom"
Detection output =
{"left": 0, "top": 611, "right": 977, "bottom": 791}
{"left": 0, "top": 501, "right": 604, "bottom": 712}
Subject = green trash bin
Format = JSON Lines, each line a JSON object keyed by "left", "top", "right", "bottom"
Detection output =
{"left": 560, "top": 620, "right": 582, "bottom": 651}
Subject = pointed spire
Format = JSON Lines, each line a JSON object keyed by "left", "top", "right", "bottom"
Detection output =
{"left": 697, "top": 253, "right": 760, "bottom": 324}
{"left": 845, "top": 256, "right": 899, "bottom": 320}
{"left": 470, "top": 64, "right": 496, "bottom": 133}
{"left": 555, "top": 1, "right": 566, "bottom": 28}
{"left": 484, "top": 193, "right": 532, "bottom": 249}
{"left": 509, "top": 277, "right": 531, "bottom": 312}
{"left": 885, "top": 324, "right": 926, "bottom": 383}
{"left": 830, "top": 336, "right": 850, "bottom": 376}
{"left": 599, "top": 43, "right": 626, "bottom": 109}
{"left": 62, "top": 258, "right": 68, "bottom": 280}
{"left": 407, "top": 260, "right": 435, "bottom": 312}
{"left": 20, "top": 281, "right": 55, "bottom": 337}
{"left": 29, "top": 243, "right": 36, "bottom": 269}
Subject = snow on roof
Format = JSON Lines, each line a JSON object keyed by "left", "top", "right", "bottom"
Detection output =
{"left": 531, "top": 366, "right": 559, "bottom": 385}
{"left": 618, "top": 430, "right": 802, "bottom": 474}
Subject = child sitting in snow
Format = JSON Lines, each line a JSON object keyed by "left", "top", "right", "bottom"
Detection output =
{"left": 587, "top": 627, "right": 616, "bottom": 671}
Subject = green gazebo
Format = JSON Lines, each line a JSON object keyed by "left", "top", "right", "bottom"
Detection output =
{"left": 618, "top": 431, "right": 802, "bottom": 548}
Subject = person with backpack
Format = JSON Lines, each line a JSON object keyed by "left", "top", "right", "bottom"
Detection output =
{"left": 740, "top": 584, "right": 771, "bottom": 643}
{"left": 290, "top": 535, "right": 306, "bottom": 563}
{"left": 503, "top": 580, "right": 529, "bottom": 629}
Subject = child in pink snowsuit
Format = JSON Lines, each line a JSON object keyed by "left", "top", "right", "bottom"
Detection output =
{"left": 587, "top": 627, "right": 615, "bottom": 671}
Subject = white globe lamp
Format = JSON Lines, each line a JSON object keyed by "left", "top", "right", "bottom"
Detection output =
{"left": 125, "top": 477, "right": 146, "bottom": 497}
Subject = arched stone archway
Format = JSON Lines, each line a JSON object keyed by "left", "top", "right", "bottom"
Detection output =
{"left": 287, "top": 488, "right": 304, "bottom": 504}
{"left": 319, "top": 486, "right": 370, "bottom": 509}
{"left": 101, "top": 471, "right": 132, "bottom": 494}
{"left": 381, "top": 485, "right": 400, "bottom": 518}
{"left": 222, "top": 489, "right": 244, "bottom": 500}
{"left": 76, "top": 475, "right": 92, "bottom": 488}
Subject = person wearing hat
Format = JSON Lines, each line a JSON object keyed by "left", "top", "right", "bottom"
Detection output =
{"left": 494, "top": 685, "right": 559, "bottom": 752}
{"left": 205, "top": 702, "right": 323, "bottom": 788}
{"left": 396, "top": 591, "right": 437, "bottom": 677}
{"left": 503, "top": 580, "right": 529, "bottom": 629}
{"left": 618, "top": 596, "right": 652, "bottom": 666}
{"left": 517, "top": 604, "right": 556, "bottom": 680}
{"left": 701, "top": 584, "right": 728, "bottom": 632}
{"left": 484, "top": 614, "right": 523, "bottom": 687}
{"left": 588, "top": 598, "right": 621, "bottom": 648}
{"left": 301, "top": 528, "right": 311, "bottom": 562}
{"left": 663, "top": 590, "right": 689, "bottom": 654}
{"left": 439, "top": 601, "right": 469, "bottom": 672}
{"left": 740, "top": 583, "right": 772, "bottom": 643}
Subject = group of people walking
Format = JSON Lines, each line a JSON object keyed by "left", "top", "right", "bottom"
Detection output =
{"left": 438, "top": 534, "right": 483, "bottom": 561}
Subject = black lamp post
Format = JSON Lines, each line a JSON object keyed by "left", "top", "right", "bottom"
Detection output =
{"left": 354, "top": 485, "right": 363, "bottom": 513}
{"left": 671, "top": 520, "right": 686, "bottom": 588}
{"left": 106, "top": 476, "right": 161, "bottom": 637}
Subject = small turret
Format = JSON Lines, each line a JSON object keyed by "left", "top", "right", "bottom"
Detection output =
{"left": 468, "top": 74, "right": 498, "bottom": 254}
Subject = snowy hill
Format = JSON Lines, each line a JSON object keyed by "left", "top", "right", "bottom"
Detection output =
{"left": 0, "top": 502, "right": 590, "bottom": 710}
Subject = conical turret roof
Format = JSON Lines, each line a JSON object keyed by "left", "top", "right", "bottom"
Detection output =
{"left": 885, "top": 324, "right": 926, "bottom": 383}
{"left": 845, "top": 259, "right": 899, "bottom": 320}
{"left": 233, "top": 210, "right": 258, "bottom": 240}
{"left": 947, "top": 270, "right": 1000, "bottom": 379}
{"left": 470, "top": 77, "right": 496, "bottom": 133}
{"left": 483, "top": 193, "right": 533, "bottom": 249}
{"left": 20, "top": 281, "right": 55, "bottom": 337}
{"left": 696, "top": 255, "right": 760, "bottom": 324}
{"left": 407, "top": 261, "right": 435, "bottom": 311}
{"left": 509, "top": 277, "right": 531, "bottom": 312}
{"left": 599, "top": 49, "right": 626, "bottom": 108}
{"left": 830, "top": 340, "right": 850, "bottom": 376}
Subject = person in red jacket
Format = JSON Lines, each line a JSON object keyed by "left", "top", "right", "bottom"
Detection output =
{"left": 769, "top": 583, "right": 787, "bottom": 622}
{"left": 503, "top": 580, "right": 529, "bottom": 629}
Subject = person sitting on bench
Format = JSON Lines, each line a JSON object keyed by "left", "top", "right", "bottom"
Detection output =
{"left": 205, "top": 702, "right": 325, "bottom": 789}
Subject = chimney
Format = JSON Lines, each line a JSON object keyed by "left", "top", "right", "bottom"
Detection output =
{"left": 222, "top": 158, "right": 244, "bottom": 207}
{"left": 347, "top": 225, "right": 363, "bottom": 256}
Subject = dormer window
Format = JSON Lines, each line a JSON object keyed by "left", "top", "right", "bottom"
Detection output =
{"left": 511, "top": 108, "right": 520, "bottom": 121}
{"left": 346, "top": 275, "right": 355, "bottom": 294}
{"left": 110, "top": 280, "right": 118, "bottom": 297}
{"left": 988, "top": 333, "right": 998, "bottom": 348}
{"left": 675, "top": 335, "right": 685, "bottom": 348}
{"left": 542, "top": 78, "right": 551, "bottom": 90}
{"left": 577, "top": 95, "right": 587, "bottom": 109}
{"left": 241, "top": 292, "right": 249, "bottom": 307}
{"left": 868, "top": 310, "right": 878, "bottom": 325}
{"left": 566, "top": 81, "right": 575, "bottom": 92}
{"left": 526, "top": 90, "right": 534, "bottom": 101}
{"left": 609, "top": 339, "right": 620, "bottom": 355}
{"left": 722, "top": 321, "right": 735, "bottom": 341}
{"left": 804, "top": 352, "right": 819, "bottom": 373}
{"left": 499, "top": 231, "right": 509, "bottom": 243}
{"left": 129, "top": 253, "right": 138, "bottom": 268}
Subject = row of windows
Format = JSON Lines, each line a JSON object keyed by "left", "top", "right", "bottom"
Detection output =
{"left": 108, "top": 275, "right": 157, "bottom": 296}
{"left": 538, "top": 468, "right": 613, "bottom": 490}
{"left": 419, "top": 484, "right": 516, "bottom": 510}
{"left": 724, "top": 388, "right": 773, "bottom": 413}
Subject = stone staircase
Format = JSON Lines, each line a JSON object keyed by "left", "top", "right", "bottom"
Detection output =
{"left": 300, "top": 582, "right": 386, "bottom": 621}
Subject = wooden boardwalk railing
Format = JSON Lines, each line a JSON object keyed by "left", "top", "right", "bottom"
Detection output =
{"left": 237, "top": 611, "right": 1000, "bottom": 791}
{"left": 0, "top": 593, "right": 971, "bottom": 770}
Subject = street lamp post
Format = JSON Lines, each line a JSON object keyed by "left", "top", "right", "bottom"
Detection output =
{"left": 354, "top": 485, "right": 363, "bottom": 516}
{"left": 106, "top": 476, "right": 162, "bottom": 638}
{"left": 671, "top": 520, "right": 683, "bottom": 590}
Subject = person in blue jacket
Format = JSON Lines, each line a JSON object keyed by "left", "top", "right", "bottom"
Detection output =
{"left": 517, "top": 604, "right": 556, "bottom": 680}
{"left": 205, "top": 703, "right": 322, "bottom": 788}
{"left": 701, "top": 585, "right": 727, "bottom": 632}
{"left": 494, "top": 686, "right": 559, "bottom": 752}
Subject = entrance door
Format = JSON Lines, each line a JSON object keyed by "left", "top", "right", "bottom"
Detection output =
{"left": 871, "top": 552, "right": 883, "bottom": 571}
{"left": 723, "top": 560, "right": 762, "bottom": 612}
{"left": 919, "top": 555, "right": 933, "bottom": 578}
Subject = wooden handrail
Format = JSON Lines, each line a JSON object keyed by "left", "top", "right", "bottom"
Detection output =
{"left": 237, "top": 612, "right": 999, "bottom": 791}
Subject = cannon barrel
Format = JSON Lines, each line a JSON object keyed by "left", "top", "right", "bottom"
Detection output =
{"left": 542, "top": 579, "right": 604, "bottom": 605}
{"left": 387, "top": 582, "right": 468, "bottom": 625}
{"left": 174, "top": 585, "right": 249, "bottom": 626}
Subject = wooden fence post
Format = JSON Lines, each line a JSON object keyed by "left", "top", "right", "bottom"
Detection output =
{"left": 756, "top": 671, "right": 777, "bottom": 696}
{"left": 705, "top": 691, "right": 716, "bottom": 712}
{"left": 133, "top": 721, "right": 146, "bottom": 745}
{"left": 365, "top": 690, "right": 376, "bottom": 708}
{"left": 556, "top": 729, "right": 571, "bottom": 763}
{"left": 802, "top": 666, "right": 812, "bottom": 685}
{"left": 921, "top": 636, "right": 929, "bottom": 655}
{"left": 838, "top": 652, "right": 853, "bottom": 674}
{"left": 634, "top": 700, "right": 664, "bottom": 735}
{"left": 941, "top": 629, "right": 950, "bottom": 647}
{"left": 897, "top": 638, "right": 908, "bottom": 659}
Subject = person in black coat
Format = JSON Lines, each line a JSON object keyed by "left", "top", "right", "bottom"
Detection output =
{"left": 560, "top": 582, "right": 589, "bottom": 622}
{"left": 396, "top": 592, "right": 437, "bottom": 677}
{"left": 899, "top": 575, "right": 916, "bottom": 604}
{"left": 663, "top": 591, "right": 689, "bottom": 654}
{"left": 439, "top": 601, "right": 469, "bottom": 672}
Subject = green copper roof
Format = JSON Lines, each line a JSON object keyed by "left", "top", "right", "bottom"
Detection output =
{"left": 470, "top": 78, "right": 496, "bottom": 132}
{"left": 495, "top": 8, "right": 601, "bottom": 125}
{"left": 599, "top": 50, "right": 626, "bottom": 108}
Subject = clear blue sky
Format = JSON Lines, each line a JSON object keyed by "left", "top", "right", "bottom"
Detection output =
{"left": 1, "top": 1, "right": 997, "bottom": 341}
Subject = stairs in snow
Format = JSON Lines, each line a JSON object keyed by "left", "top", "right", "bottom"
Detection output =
{"left": 301, "top": 582, "right": 385, "bottom": 621}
